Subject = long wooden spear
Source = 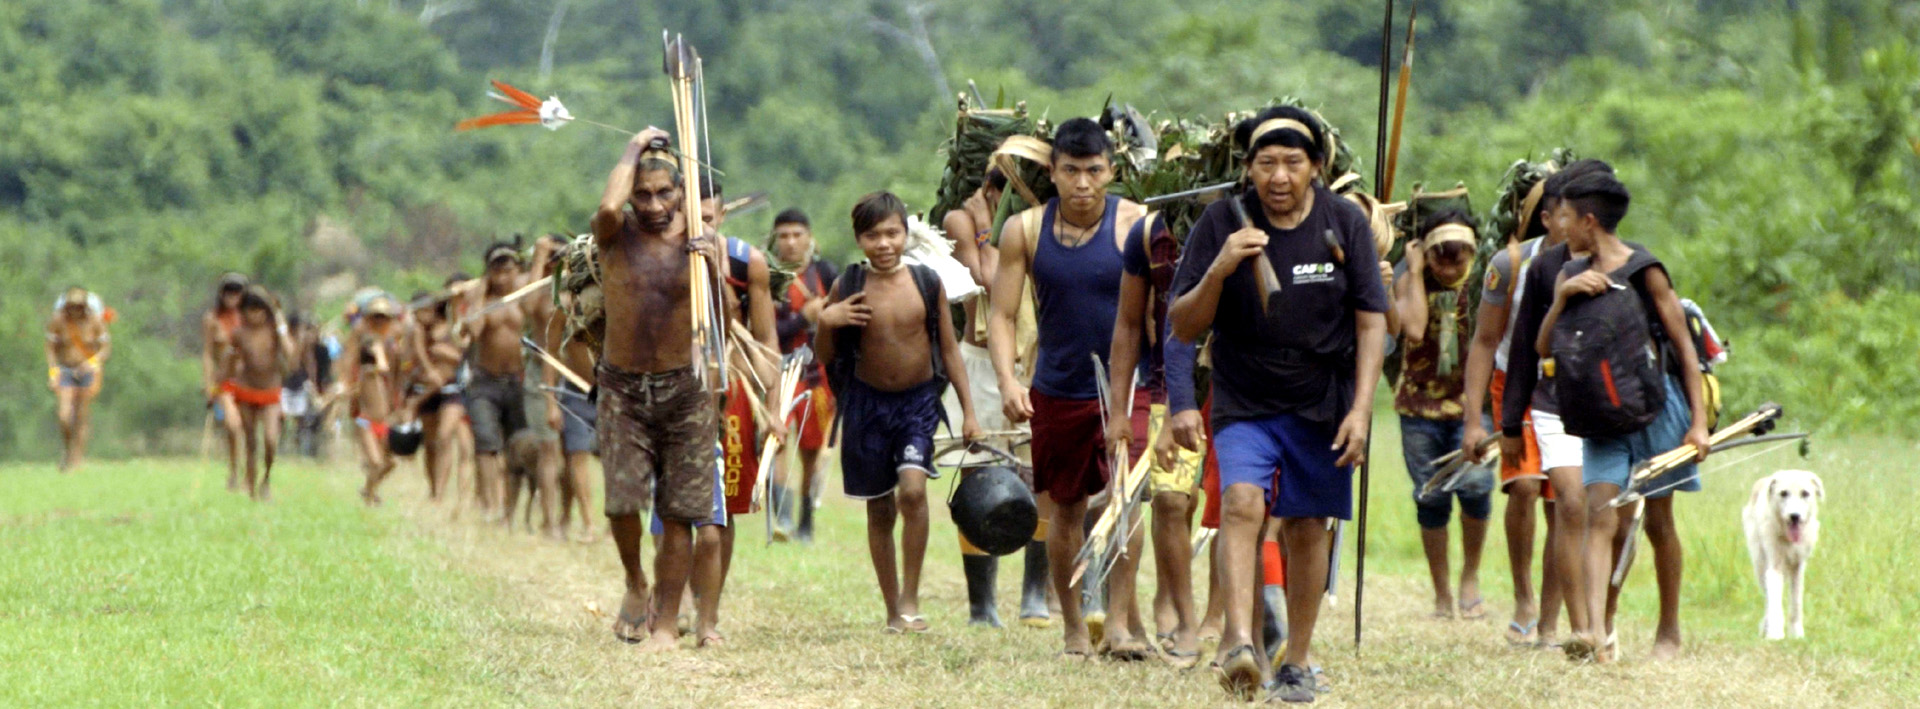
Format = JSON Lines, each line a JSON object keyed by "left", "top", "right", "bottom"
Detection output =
{"left": 1356, "top": 0, "right": 1397, "bottom": 654}
{"left": 1381, "top": 2, "right": 1418, "bottom": 200}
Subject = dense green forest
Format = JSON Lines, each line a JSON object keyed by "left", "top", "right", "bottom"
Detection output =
{"left": 2, "top": 0, "right": 1915, "bottom": 460}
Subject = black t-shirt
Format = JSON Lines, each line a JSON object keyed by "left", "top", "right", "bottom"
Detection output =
{"left": 1170, "top": 185, "right": 1390, "bottom": 425}
{"left": 1500, "top": 242, "right": 1576, "bottom": 431}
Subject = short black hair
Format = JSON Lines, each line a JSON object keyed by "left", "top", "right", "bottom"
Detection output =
{"left": 699, "top": 176, "right": 724, "bottom": 201}
{"left": 984, "top": 166, "right": 1008, "bottom": 191}
{"left": 1559, "top": 171, "right": 1631, "bottom": 233}
{"left": 851, "top": 192, "right": 908, "bottom": 237}
{"left": 1542, "top": 159, "right": 1614, "bottom": 204}
{"left": 1051, "top": 118, "right": 1112, "bottom": 162}
{"left": 773, "top": 208, "right": 811, "bottom": 229}
{"left": 1236, "top": 105, "right": 1327, "bottom": 166}
{"left": 239, "top": 289, "right": 272, "bottom": 313}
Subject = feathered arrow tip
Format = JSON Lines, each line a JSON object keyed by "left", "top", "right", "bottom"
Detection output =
{"left": 456, "top": 79, "right": 574, "bottom": 132}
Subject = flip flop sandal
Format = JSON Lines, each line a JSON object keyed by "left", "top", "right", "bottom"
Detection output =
{"left": 697, "top": 632, "right": 726, "bottom": 649}
{"left": 1058, "top": 649, "right": 1093, "bottom": 663}
{"left": 1215, "top": 645, "right": 1263, "bottom": 702}
{"left": 1458, "top": 597, "right": 1488, "bottom": 620}
{"left": 1107, "top": 640, "right": 1152, "bottom": 662}
{"left": 613, "top": 610, "right": 649, "bottom": 644}
{"left": 900, "top": 615, "right": 931, "bottom": 633}
{"left": 1155, "top": 632, "right": 1176, "bottom": 653}
{"left": 1506, "top": 619, "right": 1540, "bottom": 645}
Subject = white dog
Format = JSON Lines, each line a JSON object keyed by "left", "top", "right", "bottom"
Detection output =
{"left": 1743, "top": 469, "right": 1824, "bottom": 640}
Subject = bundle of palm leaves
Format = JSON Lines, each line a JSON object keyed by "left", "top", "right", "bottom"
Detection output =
{"left": 928, "top": 92, "right": 1045, "bottom": 229}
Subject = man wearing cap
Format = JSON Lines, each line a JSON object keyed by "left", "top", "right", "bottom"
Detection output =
{"left": 456, "top": 238, "right": 559, "bottom": 524}
{"left": 591, "top": 127, "right": 724, "bottom": 652}
{"left": 204, "top": 274, "right": 249, "bottom": 489}
{"left": 47, "top": 287, "right": 111, "bottom": 472}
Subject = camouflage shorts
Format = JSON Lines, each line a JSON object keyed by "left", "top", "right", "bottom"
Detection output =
{"left": 595, "top": 364, "right": 716, "bottom": 522}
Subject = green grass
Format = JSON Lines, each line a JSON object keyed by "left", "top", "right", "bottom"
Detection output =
{"left": 0, "top": 459, "right": 506, "bottom": 707}
{"left": 4, "top": 407, "right": 1915, "bottom": 707}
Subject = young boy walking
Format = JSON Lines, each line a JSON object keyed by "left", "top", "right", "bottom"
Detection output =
{"left": 220, "top": 287, "right": 297, "bottom": 501}
{"left": 1534, "top": 170, "right": 1710, "bottom": 662}
{"left": 818, "top": 192, "right": 981, "bottom": 633}
{"left": 1390, "top": 212, "right": 1494, "bottom": 620}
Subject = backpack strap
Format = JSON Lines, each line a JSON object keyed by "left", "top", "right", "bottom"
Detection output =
{"left": 908, "top": 265, "right": 949, "bottom": 387}
{"left": 1139, "top": 211, "right": 1162, "bottom": 347}
{"left": 1020, "top": 207, "right": 1043, "bottom": 269}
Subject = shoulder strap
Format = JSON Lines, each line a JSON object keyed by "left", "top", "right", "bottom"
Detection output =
{"left": 836, "top": 262, "right": 867, "bottom": 299}
{"left": 1021, "top": 207, "right": 1043, "bottom": 268}
{"left": 909, "top": 265, "right": 948, "bottom": 381}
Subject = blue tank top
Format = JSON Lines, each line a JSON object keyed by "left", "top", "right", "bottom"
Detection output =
{"left": 1031, "top": 195, "right": 1124, "bottom": 400}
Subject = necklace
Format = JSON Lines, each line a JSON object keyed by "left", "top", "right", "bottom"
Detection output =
{"left": 1054, "top": 205, "right": 1104, "bottom": 247}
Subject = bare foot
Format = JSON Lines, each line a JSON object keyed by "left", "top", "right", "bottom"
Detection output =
{"left": 1650, "top": 634, "right": 1681, "bottom": 661}
{"left": 1197, "top": 619, "right": 1222, "bottom": 644}
{"left": 637, "top": 629, "right": 679, "bottom": 653}
{"left": 1061, "top": 626, "right": 1093, "bottom": 656}
{"left": 697, "top": 631, "right": 726, "bottom": 649}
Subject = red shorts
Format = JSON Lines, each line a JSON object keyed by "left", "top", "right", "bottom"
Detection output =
{"left": 798, "top": 383, "right": 834, "bottom": 452}
{"left": 223, "top": 381, "right": 281, "bottom": 408}
{"left": 1201, "top": 401, "right": 1221, "bottom": 530}
{"left": 1030, "top": 390, "right": 1107, "bottom": 505}
{"left": 1490, "top": 370, "right": 1550, "bottom": 500}
{"left": 722, "top": 383, "right": 761, "bottom": 515}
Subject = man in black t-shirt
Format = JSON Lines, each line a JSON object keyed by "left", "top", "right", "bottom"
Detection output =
{"left": 1168, "top": 107, "right": 1388, "bottom": 703}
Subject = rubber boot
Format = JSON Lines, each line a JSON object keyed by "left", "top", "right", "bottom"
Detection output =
{"left": 795, "top": 492, "right": 816, "bottom": 544}
{"left": 1261, "top": 583, "right": 1289, "bottom": 668}
{"left": 964, "top": 554, "right": 1004, "bottom": 628}
{"left": 1018, "top": 540, "right": 1052, "bottom": 627}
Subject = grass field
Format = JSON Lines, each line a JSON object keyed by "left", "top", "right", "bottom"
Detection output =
{"left": 4, "top": 410, "right": 1915, "bottom": 707}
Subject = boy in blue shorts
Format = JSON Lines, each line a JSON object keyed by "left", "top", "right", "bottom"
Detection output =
{"left": 1534, "top": 170, "right": 1710, "bottom": 662}
{"left": 1169, "top": 106, "right": 1389, "bottom": 703}
{"left": 817, "top": 192, "right": 981, "bottom": 633}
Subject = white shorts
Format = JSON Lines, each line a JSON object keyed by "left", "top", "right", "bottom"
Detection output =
{"left": 1528, "top": 409, "right": 1585, "bottom": 472}
{"left": 936, "top": 342, "right": 1028, "bottom": 468}
{"left": 282, "top": 389, "right": 311, "bottom": 417}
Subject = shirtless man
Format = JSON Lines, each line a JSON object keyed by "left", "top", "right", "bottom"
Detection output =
{"left": 940, "top": 167, "right": 1053, "bottom": 627}
{"left": 818, "top": 191, "right": 981, "bottom": 633}
{"left": 219, "top": 287, "right": 297, "bottom": 501}
{"left": 343, "top": 294, "right": 405, "bottom": 505}
{"left": 658, "top": 180, "right": 781, "bottom": 647}
{"left": 988, "top": 118, "right": 1151, "bottom": 658}
{"left": 410, "top": 290, "right": 472, "bottom": 505}
{"left": 592, "top": 128, "right": 722, "bottom": 652}
{"left": 204, "top": 274, "right": 249, "bottom": 490}
{"left": 538, "top": 237, "right": 600, "bottom": 541}
{"left": 456, "top": 239, "right": 559, "bottom": 526}
{"left": 46, "top": 287, "right": 110, "bottom": 472}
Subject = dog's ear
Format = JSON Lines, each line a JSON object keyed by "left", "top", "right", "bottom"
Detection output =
{"left": 1809, "top": 473, "right": 1824, "bottom": 501}
{"left": 1767, "top": 475, "right": 1779, "bottom": 501}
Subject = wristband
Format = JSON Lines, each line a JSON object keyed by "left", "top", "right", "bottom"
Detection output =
{"left": 49, "top": 367, "right": 60, "bottom": 385}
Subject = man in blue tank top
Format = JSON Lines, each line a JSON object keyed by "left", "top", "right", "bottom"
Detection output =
{"left": 987, "top": 118, "right": 1151, "bottom": 660}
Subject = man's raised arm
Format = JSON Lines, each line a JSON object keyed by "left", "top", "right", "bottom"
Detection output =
{"left": 593, "top": 128, "right": 669, "bottom": 243}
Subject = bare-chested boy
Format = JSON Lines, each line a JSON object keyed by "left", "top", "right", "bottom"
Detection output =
{"left": 818, "top": 191, "right": 981, "bottom": 633}
{"left": 219, "top": 287, "right": 297, "bottom": 501}
{"left": 591, "top": 128, "right": 721, "bottom": 652}
{"left": 46, "top": 287, "right": 110, "bottom": 472}
{"left": 204, "top": 273, "right": 248, "bottom": 490}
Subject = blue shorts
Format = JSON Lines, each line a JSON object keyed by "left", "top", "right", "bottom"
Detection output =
{"left": 653, "top": 444, "right": 729, "bottom": 532}
{"left": 1213, "top": 412, "right": 1352, "bottom": 520}
{"left": 1582, "top": 376, "right": 1701, "bottom": 498}
{"left": 839, "top": 378, "right": 944, "bottom": 500}
{"left": 57, "top": 366, "right": 96, "bottom": 390}
{"left": 1400, "top": 415, "right": 1494, "bottom": 529}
